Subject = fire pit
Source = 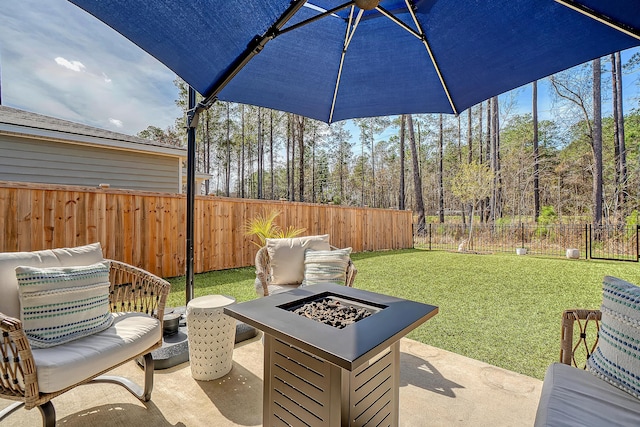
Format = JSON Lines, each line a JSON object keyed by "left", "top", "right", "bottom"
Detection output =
{"left": 224, "top": 283, "right": 438, "bottom": 426}
{"left": 284, "top": 293, "right": 381, "bottom": 328}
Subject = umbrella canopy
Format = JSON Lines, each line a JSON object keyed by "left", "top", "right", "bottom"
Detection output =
{"left": 65, "top": 0, "right": 640, "bottom": 303}
{"left": 68, "top": 0, "right": 640, "bottom": 123}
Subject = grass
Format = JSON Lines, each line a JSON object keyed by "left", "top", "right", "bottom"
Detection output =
{"left": 166, "top": 249, "right": 640, "bottom": 380}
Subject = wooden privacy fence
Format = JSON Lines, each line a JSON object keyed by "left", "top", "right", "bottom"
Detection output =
{"left": 0, "top": 181, "right": 413, "bottom": 278}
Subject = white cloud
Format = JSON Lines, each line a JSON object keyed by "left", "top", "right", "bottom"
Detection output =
{"left": 102, "top": 72, "right": 112, "bottom": 83}
{"left": 109, "top": 118, "right": 123, "bottom": 128}
{"left": 54, "top": 56, "right": 86, "bottom": 72}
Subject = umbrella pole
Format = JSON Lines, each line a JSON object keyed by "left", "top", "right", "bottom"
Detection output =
{"left": 186, "top": 86, "right": 197, "bottom": 304}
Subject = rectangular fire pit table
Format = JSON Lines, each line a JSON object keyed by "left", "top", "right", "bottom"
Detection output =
{"left": 224, "top": 283, "right": 438, "bottom": 426}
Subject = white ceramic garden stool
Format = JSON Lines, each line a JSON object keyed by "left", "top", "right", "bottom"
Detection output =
{"left": 186, "top": 294, "right": 237, "bottom": 380}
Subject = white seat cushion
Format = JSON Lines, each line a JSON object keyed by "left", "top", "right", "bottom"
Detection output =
{"left": 31, "top": 312, "right": 161, "bottom": 393}
{"left": 535, "top": 363, "right": 640, "bottom": 427}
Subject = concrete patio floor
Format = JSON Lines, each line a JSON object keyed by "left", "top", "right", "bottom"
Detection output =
{"left": 1, "top": 334, "right": 543, "bottom": 426}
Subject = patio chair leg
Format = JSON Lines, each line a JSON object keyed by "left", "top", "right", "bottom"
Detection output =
{"left": 92, "top": 353, "right": 155, "bottom": 402}
{"left": 0, "top": 401, "right": 25, "bottom": 423}
{"left": 0, "top": 400, "right": 55, "bottom": 427}
{"left": 38, "top": 401, "right": 56, "bottom": 427}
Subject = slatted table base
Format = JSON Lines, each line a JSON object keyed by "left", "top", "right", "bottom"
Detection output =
{"left": 263, "top": 335, "right": 399, "bottom": 427}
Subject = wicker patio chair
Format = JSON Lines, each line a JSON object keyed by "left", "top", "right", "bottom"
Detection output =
{"left": 254, "top": 245, "right": 357, "bottom": 297}
{"left": 0, "top": 258, "right": 170, "bottom": 426}
{"left": 559, "top": 308, "right": 601, "bottom": 368}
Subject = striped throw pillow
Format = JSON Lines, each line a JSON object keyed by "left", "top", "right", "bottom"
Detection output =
{"left": 301, "top": 248, "right": 352, "bottom": 287}
{"left": 587, "top": 276, "right": 640, "bottom": 399}
{"left": 16, "top": 262, "right": 114, "bottom": 348}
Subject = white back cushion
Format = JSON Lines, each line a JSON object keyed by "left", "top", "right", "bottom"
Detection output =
{"left": 0, "top": 243, "right": 104, "bottom": 319}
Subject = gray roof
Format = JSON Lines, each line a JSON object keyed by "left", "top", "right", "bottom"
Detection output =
{"left": 0, "top": 105, "right": 186, "bottom": 156}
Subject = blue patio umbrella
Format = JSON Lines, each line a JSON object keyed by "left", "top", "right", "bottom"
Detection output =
{"left": 67, "top": 0, "right": 640, "bottom": 300}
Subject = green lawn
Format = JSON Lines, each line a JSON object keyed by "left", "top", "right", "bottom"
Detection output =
{"left": 167, "top": 249, "right": 640, "bottom": 380}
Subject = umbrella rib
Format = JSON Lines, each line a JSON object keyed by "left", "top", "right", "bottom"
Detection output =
{"left": 555, "top": 0, "right": 640, "bottom": 41}
{"left": 329, "top": 7, "right": 363, "bottom": 123}
{"left": 405, "top": 0, "right": 458, "bottom": 115}
{"left": 278, "top": 1, "right": 354, "bottom": 36}
{"left": 375, "top": 5, "right": 421, "bottom": 39}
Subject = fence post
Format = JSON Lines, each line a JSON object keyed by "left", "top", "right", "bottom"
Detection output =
{"left": 429, "top": 223, "right": 432, "bottom": 251}
{"left": 586, "top": 224, "right": 590, "bottom": 260}
{"left": 521, "top": 223, "right": 524, "bottom": 250}
{"left": 637, "top": 225, "right": 639, "bottom": 261}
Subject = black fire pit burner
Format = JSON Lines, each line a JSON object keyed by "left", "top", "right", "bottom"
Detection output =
{"left": 284, "top": 294, "right": 382, "bottom": 329}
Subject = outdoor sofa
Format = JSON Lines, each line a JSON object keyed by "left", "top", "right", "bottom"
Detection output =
{"left": 534, "top": 276, "right": 640, "bottom": 426}
{"left": 253, "top": 234, "right": 357, "bottom": 297}
{"left": 0, "top": 243, "right": 169, "bottom": 426}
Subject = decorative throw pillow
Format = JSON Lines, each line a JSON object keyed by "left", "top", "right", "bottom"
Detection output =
{"left": 16, "top": 262, "right": 114, "bottom": 348}
{"left": 587, "top": 276, "right": 640, "bottom": 398}
{"left": 266, "top": 234, "right": 330, "bottom": 285}
{"left": 301, "top": 247, "right": 352, "bottom": 287}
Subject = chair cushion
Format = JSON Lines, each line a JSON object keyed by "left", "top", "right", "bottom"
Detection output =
{"left": 587, "top": 276, "right": 640, "bottom": 398}
{"left": 0, "top": 243, "right": 104, "bottom": 319}
{"left": 31, "top": 312, "right": 161, "bottom": 393}
{"left": 301, "top": 247, "right": 352, "bottom": 287}
{"left": 535, "top": 363, "right": 640, "bottom": 426}
{"left": 16, "top": 262, "right": 114, "bottom": 348}
{"left": 266, "top": 235, "right": 330, "bottom": 286}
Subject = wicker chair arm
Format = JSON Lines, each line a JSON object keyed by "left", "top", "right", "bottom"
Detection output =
{"left": 346, "top": 259, "right": 357, "bottom": 287}
{"left": 0, "top": 313, "right": 38, "bottom": 402}
{"left": 107, "top": 260, "right": 170, "bottom": 320}
{"left": 560, "top": 309, "right": 601, "bottom": 368}
{"left": 255, "top": 247, "right": 271, "bottom": 297}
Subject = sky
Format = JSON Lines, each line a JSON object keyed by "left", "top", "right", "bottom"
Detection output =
{"left": 0, "top": 0, "right": 182, "bottom": 135}
{"left": 1, "top": 1, "right": 639, "bottom": 140}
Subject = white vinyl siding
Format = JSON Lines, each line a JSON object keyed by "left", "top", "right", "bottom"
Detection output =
{"left": 0, "top": 135, "right": 180, "bottom": 193}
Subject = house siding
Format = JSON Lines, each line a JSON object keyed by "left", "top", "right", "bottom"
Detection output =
{"left": 0, "top": 134, "right": 180, "bottom": 193}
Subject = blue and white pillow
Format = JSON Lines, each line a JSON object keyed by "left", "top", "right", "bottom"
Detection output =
{"left": 587, "top": 276, "right": 640, "bottom": 399}
{"left": 16, "top": 262, "right": 114, "bottom": 348}
{"left": 301, "top": 247, "right": 352, "bottom": 287}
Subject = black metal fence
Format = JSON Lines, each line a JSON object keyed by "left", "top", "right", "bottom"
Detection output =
{"left": 414, "top": 223, "right": 639, "bottom": 262}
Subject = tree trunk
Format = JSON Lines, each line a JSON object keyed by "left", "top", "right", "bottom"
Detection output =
{"left": 616, "top": 51, "right": 627, "bottom": 210}
{"left": 257, "top": 107, "right": 263, "bottom": 199}
{"left": 288, "top": 114, "right": 294, "bottom": 201}
{"left": 370, "top": 121, "right": 375, "bottom": 208}
{"left": 592, "top": 58, "right": 603, "bottom": 227}
{"left": 204, "top": 110, "right": 211, "bottom": 195}
{"left": 533, "top": 81, "right": 540, "bottom": 221}
{"left": 612, "top": 53, "right": 621, "bottom": 215}
{"left": 312, "top": 127, "right": 316, "bottom": 203}
{"left": 240, "top": 105, "right": 245, "bottom": 198}
{"left": 407, "top": 115, "right": 426, "bottom": 234}
{"left": 438, "top": 114, "right": 445, "bottom": 223}
{"left": 467, "top": 108, "right": 473, "bottom": 164}
{"left": 225, "top": 103, "right": 231, "bottom": 197}
{"left": 484, "top": 99, "right": 491, "bottom": 222}
{"left": 399, "top": 115, "right": 406, "bottom": 211}
{"left": 270, "top": 110, "right": 274, "bottom": 199}
{"left": 298, "top": 115, "right": 305, "bottom": 202}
